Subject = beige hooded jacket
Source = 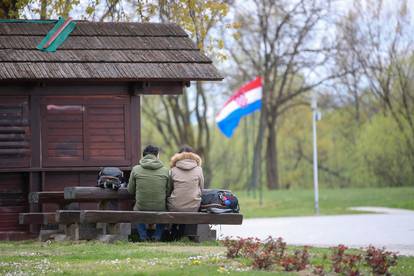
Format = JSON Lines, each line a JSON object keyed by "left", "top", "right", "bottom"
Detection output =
{"left": 167, "top": 152, "right": 204, "bottom": 212}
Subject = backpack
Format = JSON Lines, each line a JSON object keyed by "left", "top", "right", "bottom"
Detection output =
{"left": 97, "top": 167, "right": 126, "bottom": 191}
{"left": 200, "top": 189, "right": 240, "bottom": 214}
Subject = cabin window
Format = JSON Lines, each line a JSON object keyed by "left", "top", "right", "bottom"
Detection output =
{"left": 41, "top": 96, "right": 130, "bottom": 167}
{"left": 0, "top": 97, "right": 30, "bottom": 168}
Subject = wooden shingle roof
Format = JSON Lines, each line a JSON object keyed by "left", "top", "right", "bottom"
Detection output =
{"left": 0, "top": 21, "right": 222, "bottom": 81}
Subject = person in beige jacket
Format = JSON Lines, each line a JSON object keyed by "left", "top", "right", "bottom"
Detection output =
{"left": 167, "top": 146, "right": 204, "bottom": 212}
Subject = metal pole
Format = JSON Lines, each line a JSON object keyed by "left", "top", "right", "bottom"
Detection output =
{"left": 312, "top": 98, "right": 320, "bottom": 215}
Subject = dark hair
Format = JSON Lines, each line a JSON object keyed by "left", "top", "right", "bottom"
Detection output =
{"left": 178, "top": 145, "right": 193, "bottom": 153}
{"left": 143, "top": 145, "right": 159, "bottom": 157}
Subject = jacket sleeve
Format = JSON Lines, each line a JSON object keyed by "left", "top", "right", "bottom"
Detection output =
{"left": 127, "top": 169, "right": 136, "bottom": 195}
{"left": 166, "top": 169, "right": 173, "bottom": 197}
{"left": 199, "top": 167, "right": 205, "bottom": 190}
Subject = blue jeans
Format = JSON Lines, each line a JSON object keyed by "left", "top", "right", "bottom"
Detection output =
{"left": 137, "top": 224, "right": 165, "bottom": 241}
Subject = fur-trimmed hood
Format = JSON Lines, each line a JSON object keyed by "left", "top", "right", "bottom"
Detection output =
{"left": 170, "top": 152, "right": 202, "bottom": 169}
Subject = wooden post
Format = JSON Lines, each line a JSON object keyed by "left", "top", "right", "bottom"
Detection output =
{"left": 184, "top": 224, "right": 216, "bottom": 242}
{"left": 28, "top": 173, "right": 41, "bottom": 234}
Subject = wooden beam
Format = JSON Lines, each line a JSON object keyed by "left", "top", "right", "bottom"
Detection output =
{"left": 130, "top": 94, "right": 140, "bottom": 166}
{"left": 64, "top": 187, "right": 133, "bottom": 200}
{"left": 55, "top": 210, "right": 81, "bottom": 224}
{"left": 29, "top": 191, "right": 102, "bottom": 204}
{"left": 19, "top": 212, "right": 56, "bottom": 224}
{"left": 30, "top": 95, "right": 41, "bottom": 167}
{"left": 80, "top": 210, "right": 243, "bottom": 225}
{"left": 130, "top": 81, "right": 183, "bottom": 95}
{"left": 29, "top": 191, "right": 64, "bottom": 204}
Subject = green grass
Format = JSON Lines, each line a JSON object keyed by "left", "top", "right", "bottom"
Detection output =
{"left": 236, "top": 187, "right": 414, "bottom": 218}
{"left": 0, "top": 241, "right": 413, "bottom": 275}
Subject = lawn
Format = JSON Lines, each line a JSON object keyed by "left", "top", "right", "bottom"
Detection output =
{"left": 235, "top": 187, "right": 414, "bottom": 218}
{"left": 0, "top": 241, "right": 413, "bottom": 275}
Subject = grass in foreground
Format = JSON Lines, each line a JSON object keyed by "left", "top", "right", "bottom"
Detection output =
{"left": 0, "top": 241, "right": 413, "bottom": 275}
{"left": 235, "top": 186, "right": 414, "bottom": 218}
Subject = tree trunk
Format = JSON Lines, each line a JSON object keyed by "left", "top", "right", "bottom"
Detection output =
{"left": 266, "top": 117, "right": 279, "bottom": 189}
{"left": 202, "top": 152, "right": 212, "bottom": 188}
{"left": 40, "top": 0, "right": 47, "bottom": 19}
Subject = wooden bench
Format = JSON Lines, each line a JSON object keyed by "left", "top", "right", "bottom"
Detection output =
{"left": 79, "top": 210, "right": 242, "bottom": 242}
{"left": 20, "top": 187, "right": 243, "bottom": 242}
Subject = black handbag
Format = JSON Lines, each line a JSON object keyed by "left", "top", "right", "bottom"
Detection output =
{"left": 200, "top": 189, "right": 240, "bottom": 213}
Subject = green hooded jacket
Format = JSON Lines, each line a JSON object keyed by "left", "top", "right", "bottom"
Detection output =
{"left": 127, "top": 154, "right": 171, "bottom": 211}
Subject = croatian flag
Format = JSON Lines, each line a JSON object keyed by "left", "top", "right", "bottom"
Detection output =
{"left": 216, "top": 77, "right": 263, "bottom": 138}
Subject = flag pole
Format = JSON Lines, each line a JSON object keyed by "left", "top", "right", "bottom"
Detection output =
{"left": 311, "top": 95, "right": 320, "bottom": 215}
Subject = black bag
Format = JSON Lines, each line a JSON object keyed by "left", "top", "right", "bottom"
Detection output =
{"left": 200, "top": 189, "right": 240, "bottom": 213}
{"left": 97, "top": 167, "right": 126, "bottom": 191}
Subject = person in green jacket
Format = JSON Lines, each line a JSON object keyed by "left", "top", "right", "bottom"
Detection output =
{"left": 128, "top": 145, "right": 170, "bottom": 241}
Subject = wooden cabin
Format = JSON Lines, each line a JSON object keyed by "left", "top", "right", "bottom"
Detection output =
{"left": 0, "top": 21, "right": 222, "bottom": 240}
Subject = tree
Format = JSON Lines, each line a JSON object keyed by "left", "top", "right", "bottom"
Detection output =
{"left": 336, "top": 0, "right": 414, "bottom": 171}
{"left": 0, "top": 0, "right": 98, "bottom": 20}
{"left": 0, "top": 0, "right": 30, "bottom": 18}
{"left": 138, "top": 0, "right": 229, "bottom": 187}
{"left": 228, "top": 0, "right": 336, "bottom": 190}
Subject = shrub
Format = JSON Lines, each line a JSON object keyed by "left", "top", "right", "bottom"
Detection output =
{"left": 221, "top": 236, "right": 245, "bottom": 258}
{"left": 263, "top": 236, "right": 286, "bottom": 262}
{"left": 330, "top": 244, "right": 362, "bottom": 275}
{"left": 222, "top": 238, "right": 399, "bottom": 275}
{"left": 251, "top": 250, "right": 274, "bottom": 270}
{"left": 240, "top": 237, "right": 261, "bottom": 258}
{"left": 250, "top": 236, "right": 287, "bottom": 270}
{"left": 222, "top": 236, "right": 288, "bottom": 270}
{"left": 365, "top": 246, "right": 398, "bottom": 275}
{"left": 279, "top": 246, "right": 310, "bottom": 271}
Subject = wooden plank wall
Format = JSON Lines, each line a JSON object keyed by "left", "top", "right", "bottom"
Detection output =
{"left": 0, "top": 173, "right": 28, "bottom": 232}
{"left": 42, "top": 172, "right": 99, "bottom": 212}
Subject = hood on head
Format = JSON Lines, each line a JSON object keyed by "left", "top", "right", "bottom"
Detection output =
{"left": 170, "top": 152, "right": 202, "bottom": 170}
{"left": 139, "top": 154, "right": 163, "bottom": 170}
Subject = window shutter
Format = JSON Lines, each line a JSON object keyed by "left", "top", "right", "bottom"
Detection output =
{"left": 0, "top": 97, "right": 30, "bottom": 168}
{"left": 86, "top": 104, "right": 130, "bottom": 162}
{"left": 41, "top": 96, "right": 130, "bottom": 167}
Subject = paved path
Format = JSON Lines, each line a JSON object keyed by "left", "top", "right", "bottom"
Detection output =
{"left": 214, "top": 207, "right": 414, "bottom": 256}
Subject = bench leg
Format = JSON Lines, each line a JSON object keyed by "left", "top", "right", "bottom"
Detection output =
{"left": 97, "top": 223, "right": 131, "bottom": 243}
{"left": 62, "top": 223, "right": 100, "bottom": 241}
{"left": 38, "top": 229, "right": 63, "bottom": 242}
{"left": 184, "top": 224, "right": 216, "bottom": 243}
